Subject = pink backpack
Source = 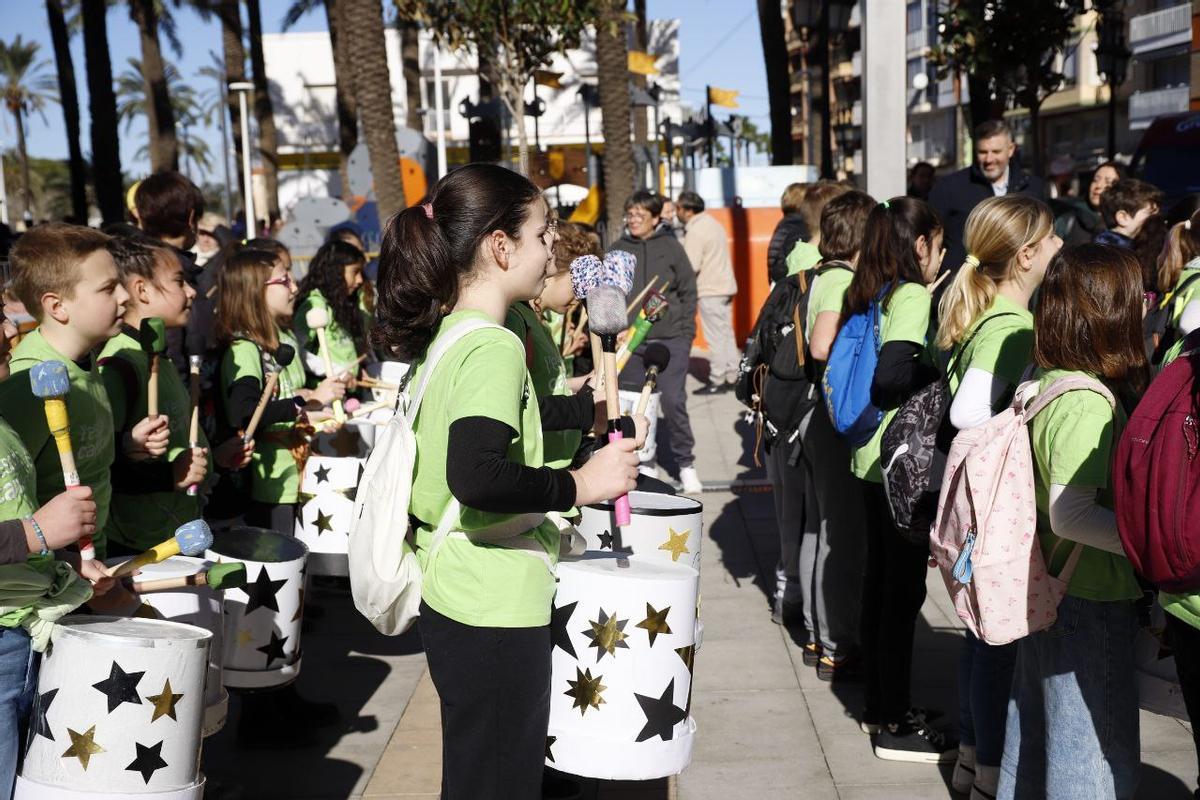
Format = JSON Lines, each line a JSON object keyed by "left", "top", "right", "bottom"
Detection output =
{"left": 931, "top": 375, "right": 1113, "bottom": 646}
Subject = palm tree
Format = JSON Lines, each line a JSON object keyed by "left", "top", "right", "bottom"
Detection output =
{"left": 0, "top": 36, "right": 57, "bottom": 224}
{"left": 80, "top": 0, "right": 124, "bottom": 225}
{"left": 595, "top": 1, "right": 634, "bottom": 244}
{"left": 246, "top": 0, "right": 280, "bottom": 219}
{"left": 631, "top": 0, "right": 648, "bottom": 147}
{"left": 756, "top": 0, "right": 792, "bottom": 165}
{"left": 115, "top": 57, "right": 214, "bottom": 179}
{"left": 346, "top": 0, "right": 405, "bottom": 219}
{"left": 46, "top": 0, "right": 88, "bottom": 221}
{"left": 127, "top": 0, "right": 178, "bottom": 171}
{"left": 214, "top": 0, "right": 246, "bottom": 204}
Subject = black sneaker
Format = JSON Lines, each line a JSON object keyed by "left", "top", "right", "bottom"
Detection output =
{"left": 872, "top": 717, "right": 957, "bottom": 764}
{"left": 800, "top": 641, "right": 822, "bottom": 666}
{"left": 816, "top": 654, "right": 861, "bottom": 683}
{"left": 861, "top": 706, "right": 944, "bottom": 735}
{"left": 692, "top": 382, "right": 733, "bottom": 396}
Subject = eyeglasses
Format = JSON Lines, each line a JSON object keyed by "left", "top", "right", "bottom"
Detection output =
{"left": 264, "top": 273, "right": 296, "bottom": 288}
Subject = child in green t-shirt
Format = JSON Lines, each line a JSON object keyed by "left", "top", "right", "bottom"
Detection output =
{"left": 838, "top": 198, "right": 952, "bottom": 763}
{"left": 99, "top": 236, "right": 252, "bottom": 553}
{"left": 214, "top": 246, "right": 346, "bottom": 536}
{"left": 293, "top": 240, "right": 368, "bottom": 385}
{"left": 933, "top": 195, "right": 1061, "bottom": 797}
{"left": 998, "top": 244, "right": 1147, "bottom": 798}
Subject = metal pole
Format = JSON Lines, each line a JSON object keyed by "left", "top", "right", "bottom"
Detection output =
{"left": 583, "top": 93, "right": 595, "bottom": 187}
{"left": 231, "top": 81, "right": 256, "bottom": 239}
{"left": 861, "top": 0, "right": 906, "bottom": 201}
{"left": 705, "top": 85, "right": 714, "bottom": 167}
{"left": 433, "top": 44, "right": 448, "bottom": 178}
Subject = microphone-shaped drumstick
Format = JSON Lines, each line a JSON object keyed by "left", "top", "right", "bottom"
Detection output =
{"left": 139, "top": 317, "right": 168, "bottom": 418}
{"left": 109, "top": 519, "right": 213, "bottom": 579}
{"left": 131, "top": 562, "right": 247, "bottom": 594}
{"left": 186, "top": 354, "right": 202, "bottom": 497}
{"left": 635, "top": 342, "right": 671, "bottom": 417}
{"left": 30, "top": 361, "right": 93, "bottom": 559}
{"left": 570, "top": 255, "right": 605, "bottom": 392}
{"left": 243, "top": 343, "right": 294, "bottom": 445}
{"left": 587, "top": 283, "right": 632, "bottom": 526}
{"left": 305, "top": 306, "right": 345, "bottom": 423}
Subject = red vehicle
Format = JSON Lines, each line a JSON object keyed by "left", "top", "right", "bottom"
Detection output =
{"left": 1131, "top": 111, "right": 1200, "bottom": 210}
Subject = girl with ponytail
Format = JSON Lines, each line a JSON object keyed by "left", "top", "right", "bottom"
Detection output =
{"left": 934, "top": 195, "right": 1060, "bottom": 798}
{"left": 1151, "top": 208, "right": 1200, "bottom": 365}
{"left": 373, "top": 164, "right": 639, "bottom": 799}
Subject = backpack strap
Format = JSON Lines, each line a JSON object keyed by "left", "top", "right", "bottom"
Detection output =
{"left": 1022, "top": 375, "right": 1116, "bottom": 420}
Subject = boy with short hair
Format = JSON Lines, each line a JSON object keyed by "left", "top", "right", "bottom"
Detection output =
{"left": 1096, "top": 178, "right": 1163, "bottom": 249}
{"left": 0, "top": 224, "right": 163, "bottom": 561}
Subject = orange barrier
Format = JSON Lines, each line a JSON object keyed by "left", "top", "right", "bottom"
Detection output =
{"left": 692, "top": 206, "right": 782, "bottom": 349}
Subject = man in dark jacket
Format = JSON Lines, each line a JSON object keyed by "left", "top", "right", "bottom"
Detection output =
{"left": 611, "top": 190, "right": 701, "bottom": 492}
{"left": 929, "top": 119, "right": 1046, "bottom": 272}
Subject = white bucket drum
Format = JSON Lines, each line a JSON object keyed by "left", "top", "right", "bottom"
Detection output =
{"left": 364, "top": 361, "right": 408, "bottom": 405}
{"left": 618, "top": 389, "right": 660, "bottom": 467}
{"left": 295, "top": 451, "right": 362, "bottom": 577}
{"left": 205, "top": 528, "right": 308, "bottom": 690}
{"left": 547, "top": 554, "right": 699, "bottom": 780}
{"left": 106, "top": 556, "right": 229, "bottom": 738}
{"left": 17, "top": 616, "right": 210, "bottom": 799}
{"left": 575, "top": 491, "right": 703, "bottom": 574}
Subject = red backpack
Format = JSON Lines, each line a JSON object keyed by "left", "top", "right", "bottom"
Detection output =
{"left": 1114, "top": 330, "right": 1200, "bottom": 592}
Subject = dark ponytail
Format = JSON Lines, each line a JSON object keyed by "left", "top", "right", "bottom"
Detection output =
{"left": 843, "top": 196, "right": 942, "bottom": 318}
{"left": 372, "top": 163, "right": 543, "bottom": 361}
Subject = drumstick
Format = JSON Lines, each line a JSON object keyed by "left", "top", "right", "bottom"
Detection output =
{"left": 625, "top": 276, "right": 660, "bottom": 316}
{"left": 357, "top": 376, "right": 399, "bottom": 391}
{"left": 109, "top": 519, "right": 213, "bottom": 579}
{"left": 243, "top": 372, "right": 279, "bottom": 445}
{"left": 306, "top": 306, "right": 345, "bottom": 423}
{"left": 588, "top": 284, "right": 631, "bottom": 526}
{"left": 635, "top": 343, "right": 671, "bottom": 417}
{"left": 186, "top": 355, "right": 202, "bottom": 497}
{"left": 131, "top": 562, "right": 247, "bottom": 594}
{"left": 29, "top": 361, "right": 93, "bottom": 559}
{"left": 139, "top": 317, "right": 167, "bottom": 419}
{"left": 927, "top": 269, "right": 951, "bottom": 295}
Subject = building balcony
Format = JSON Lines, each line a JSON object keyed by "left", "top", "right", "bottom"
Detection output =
{"left": 1129, "top": 4, "right": 1192, "bottom": 56}
{"left": 906, "top": 28, "right": 930, "bottom": 54}
{"left": 1128, "top": 85, "right": 1191, "bottom": 129}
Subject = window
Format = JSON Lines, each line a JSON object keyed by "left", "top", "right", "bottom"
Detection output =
{"left": 907, "top": 1, "right": 923, "bottom": 32}
{"left": 1150, "top": 54, "right": 1189, "bottom": 89}
{"left": 423, "top": 79, "right": 452, "bottom": 132}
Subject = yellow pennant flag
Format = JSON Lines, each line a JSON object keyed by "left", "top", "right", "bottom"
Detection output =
{"left": 628, "top": 50, "right": 660, "bottom": 76}
{"left": 707, "top": 86, "right": 740, "bottom": 108}
{"left": 534, "top": 70, "right": 563, "bottom": 89}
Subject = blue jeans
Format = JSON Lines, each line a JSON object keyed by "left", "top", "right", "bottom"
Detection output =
{"left": 998, "top": 595, "right": 1140, "bottom": 800}
{"left": 958, "top": 630, "right": 1017, "bottom": 766}
{"left": 0, "top": 627, "right": 37, "bottom": 800}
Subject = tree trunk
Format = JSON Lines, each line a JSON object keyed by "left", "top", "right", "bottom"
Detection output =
{"left": 346, "top": 0, "right": 405, "bottom": 220}
{"left": 596, "top": 3, "right": 635, "bottom": 245}
{"left": 502, "top": 78, "right": 531, "bottom": 177}
{"left": 756, "top": 0, "right": 793, "bottom": 166}
{"left": 12, "top": 109, "right": 33, "bottom": 222}
{"left": 129, "top": 0, "right": 178, "bottom": 172}
{"left": 246, "top": 0, "right": 280, "bottom": 220}
{"left": 46, "top": 0, "right": 87, "bottom": 222}
{"left": 631, "top": 0, "right": 648, "bottom": 146}
{"left": 218, "top": 0, "right": 246, "bottom": 204}
{"left": 81, "top": 0, "right": 124, "bottom": 225}
{"left": 324, "top": 0, "right": 358, "bottom": 195}
{"left": 399, "top": 15, "right": 422, "bottom": 131}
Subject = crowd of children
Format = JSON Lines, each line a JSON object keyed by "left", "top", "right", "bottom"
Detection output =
{"left": 744, "top": 172, "right": 1200, "bottom": 799}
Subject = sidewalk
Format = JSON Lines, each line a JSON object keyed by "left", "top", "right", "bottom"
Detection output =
{"left": 202, "top": 365, "right": 1200, "bottom": 798}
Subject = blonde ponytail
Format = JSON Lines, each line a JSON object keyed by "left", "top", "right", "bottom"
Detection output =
{"left": 1157, "top": 211, "right": 1200, "bottom": 295}
{"left": 935, "top": 195, "right": 1054, "bottom": 350}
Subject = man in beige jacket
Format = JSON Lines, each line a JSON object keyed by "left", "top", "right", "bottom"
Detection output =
{"left": 677, "top": 191, "right": 740, "bottom": 395}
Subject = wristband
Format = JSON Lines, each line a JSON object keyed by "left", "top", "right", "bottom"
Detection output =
{"left": 26, "top": 516, "right": 50, "bottom": 556}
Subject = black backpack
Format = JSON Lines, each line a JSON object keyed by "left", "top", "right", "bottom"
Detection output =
{"left": 880, "top": 312, "right": 1017, "bottom": 544}
{"left": 1146, "top": 271, "right": 1200, "bottom": 364}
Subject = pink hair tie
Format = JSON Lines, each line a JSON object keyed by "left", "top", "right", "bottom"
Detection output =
{"left": 421, "top": 202, "right": 434, "bottom": 220}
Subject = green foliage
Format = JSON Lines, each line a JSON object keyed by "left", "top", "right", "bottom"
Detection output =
{"left": 115, "top": 57, "right": 213, "bottom": 173}
{"left": 0, "top": 35, "right": 57, "bottom": 120}
{"left": 1, "top": 150, "right": 98, "bottom": 221}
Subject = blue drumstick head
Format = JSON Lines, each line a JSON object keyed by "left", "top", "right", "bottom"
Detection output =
{"left": 30, "top": 360, "right": 70, "bottom": 399}
{"left": 600, "top": 251, "right": 636, "bottom": 294}
{"left": 175, "top": 519, "right": 213, "bottom": 556}
{"left": 570, "top": 254, "right": 602, "bottom": 300}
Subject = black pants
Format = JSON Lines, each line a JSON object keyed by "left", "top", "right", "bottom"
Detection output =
{"left": 1166, "top": 612, "right": 1200, "bottom": 793}
{"left": 765, "top": 435, "right": 805, "bottom": 594}
{"left": 419, "top": 601, "right": 551, "bottom": 800}
{"left": 859, "top": 478, "right": 929, "bottom": 725}
{"left": 246, "top": 501, "right": 296, "bottom": 537}
{"left": 620, "top": 337, "right": 696, "bottom": 469}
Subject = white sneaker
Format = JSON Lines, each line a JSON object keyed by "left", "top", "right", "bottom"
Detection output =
{"left": 638, "top": 463, "right": 659, "bottom": 479}
{"left": 679, "top": 466, "right": 703, "bottom": 494}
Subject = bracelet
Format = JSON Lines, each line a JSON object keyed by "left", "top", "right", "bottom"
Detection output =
{"left": 25, "top": 516, "right": 49, "bottom": 556}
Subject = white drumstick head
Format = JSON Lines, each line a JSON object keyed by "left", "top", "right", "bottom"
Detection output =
{"left": 306, "top": 306, "right": 330, "bottom": 329}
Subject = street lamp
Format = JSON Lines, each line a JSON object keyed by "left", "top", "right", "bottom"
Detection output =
{"left": 229, "top": 81, "right": 255, "bottom": 239}
{"left": 1095, "top": 7, "right": 1130, "bottom": 159}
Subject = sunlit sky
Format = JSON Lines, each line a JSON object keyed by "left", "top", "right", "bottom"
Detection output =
{"left": 2, "top": 0, "right": 771, "bottom": 185}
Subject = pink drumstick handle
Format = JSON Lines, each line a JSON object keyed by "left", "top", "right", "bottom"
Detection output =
{"left": 607, "top": 430, "right": 632, "bottom": 526}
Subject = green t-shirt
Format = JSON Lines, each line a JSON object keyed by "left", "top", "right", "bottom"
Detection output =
{"left": 219, "top": 328, "right": 307, "bottom": 504}
{"left": 294, "top": 289, "right": 360, "bottom": 381}
{"left": 947, "top": 295, "right": 1034, "bottom": 399}
{"left": 1169, "top": 265, "right": 1200, "bottom": 328}
{"left": 0, "top": 417, "right": 38, "bottom": 523}
{"left": 504, "top": 302, "right": 581, "bottom": 470}
{"left": 786, "top": 241, "right": 822, "bottom": 277}
{"left": 98, "top": 328, "right": 209, "bottom": 551}
{"left": 1029, "top": 369, "right": 1140, "bottom": 602}
{"left": 851, "top": 283, "right": 931, "bottom": 482}
{"left": 805, "top": 265, "right": 854, "bottom": 338}
{"left": 0, "top": 329, "right": 115, "bottom": 559}
{"left": 410, "top": 310, "right": 559, "bottom": 629}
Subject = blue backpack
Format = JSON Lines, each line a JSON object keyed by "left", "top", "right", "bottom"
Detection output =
{"left": 822, "top": 285, "right": 887, "bottom": 447}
